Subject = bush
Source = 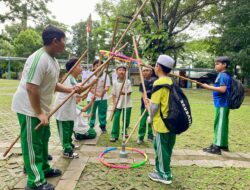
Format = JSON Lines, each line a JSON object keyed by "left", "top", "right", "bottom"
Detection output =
{"left": 2, "top": 72, "right": 18, "bottom": 79}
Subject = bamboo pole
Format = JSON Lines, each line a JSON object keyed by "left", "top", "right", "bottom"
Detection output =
{"left": 60, "top": 50, "right": 88, "bottom": 84}
{"left": 169, "top": 73, "right": 203, "bottom": 86}
{"left": 101, "top": 17, "right": 120, "bottom": 100}
{"left": 125, "top": 109, "right": 147, "bottom": 145}
{"left": 113, "top": 0, "right": 149, "bottom": 51}
{"left": 132, "top": 36, "right": 155, "bottom": 135}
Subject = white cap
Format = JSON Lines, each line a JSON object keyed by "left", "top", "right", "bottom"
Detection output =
{"left": 156, "top": 55, "right": 175, "bottom": 69}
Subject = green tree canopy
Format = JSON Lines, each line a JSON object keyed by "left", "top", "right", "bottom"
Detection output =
{"left": 0, "top": 0, "right": 52, "bottom": 29}
{"left": 96, "top": 0, "right": 220, "bottom": 62}
{"left": 215, "top": 0, "right": 250, "bottom": 78}
{"left": 13, "top": 29, "right": 42, "bottom": 57}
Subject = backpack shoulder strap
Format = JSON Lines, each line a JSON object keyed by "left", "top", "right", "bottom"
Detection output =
{"left": 152, "top": 84, "right": 172, "bottom": 94}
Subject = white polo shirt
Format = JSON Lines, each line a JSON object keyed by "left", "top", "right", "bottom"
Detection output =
{"left": 54, "top": 75, "right": 77, "bottom": 121}
{"left": 12, "top": 48, "right": 60, "bottom": 117}
{"left": 112, "top": 79, "right": 132, "bottom": 109}
{"left": 87, "top": 73, "right": 111, "bottom": 101}
{"left": 73, "top": 106, "right": 89, "bottom": 135}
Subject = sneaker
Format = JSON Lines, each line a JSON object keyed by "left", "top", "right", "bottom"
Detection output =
{"left": 203, "top": 145, "right": 221, "bottom": 155}
{"left": 148, "top": 172, "right": 172, "bottom": 185}
{"left": 148, "top": 138, "right": 154, "bottom": 143}
{"left": 110, "top": 137, "right": 118, "bottom": 142}
{"left": 71, "top": 144, "right": 80, "bottom": 150}
{"left": 202, "top": 144, "right": 214, "bottom": 152}
{"left": 63, "top": 151, "right": 79, "bottom": 159}
{"left": 101, "top": 128, "right": 107, "bottom": 134}
{"left": 137, "top": 139, "right": 143, "bottom": 145}
{"left": 25, "top": 182, "right": 55, "bottom": 190}
{"left": 45, "top": 168, "right": 62, "bottom": 178}
{"left": 48, "top": 154, "right": 53, "bottom": 161}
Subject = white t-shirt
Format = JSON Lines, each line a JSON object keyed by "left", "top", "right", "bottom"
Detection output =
{"left": 12, "top": 48, "right": 60, "bottom": 116}
{"left": 54, "top": 75, "right": 77, "bottom": 121}
{"left": 73, "top": 106, "right": 89, "bottom": 135}
{"left": 87, "top": 73, "right": 111, "bottom": 101}
{"left": 112, "top": 79, "right": 132, "bottom": 109}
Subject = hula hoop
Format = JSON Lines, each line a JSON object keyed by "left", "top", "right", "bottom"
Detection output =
{"left": 98, "top": 147, "right": 148, "bottom": 169}
{"left": 99, "top": 50, "right": 142, "bottom": 65}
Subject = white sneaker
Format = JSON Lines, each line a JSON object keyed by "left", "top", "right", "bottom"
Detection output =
{"left": 148, "top": 172, "right": 172, "bottom": 185}
{"left": 63, "top": 151, "right": 79, "bottom": 159}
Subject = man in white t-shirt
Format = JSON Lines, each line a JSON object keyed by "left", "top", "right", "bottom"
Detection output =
{"left": 11, "top": 25, "right": 80, "bottom": 190}
{"left": 87, "top": 60, "right": 110, "bottom": 133}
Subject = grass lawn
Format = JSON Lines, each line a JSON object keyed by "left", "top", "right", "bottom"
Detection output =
{"left": 98, "top": 84, "right": 250, "bottom": 153}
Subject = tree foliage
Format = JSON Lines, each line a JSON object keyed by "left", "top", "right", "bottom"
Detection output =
{"left": 13, "top": 29, "right": 42, "bottom": 57}
{"left": 215, "top": 0, "right": 250, "bottom": 78}
{"left": 0, "top": 0, "right": 52, "bottom": 29}
{"left": 96, "top": 0, "right": 220, "bottom": 62}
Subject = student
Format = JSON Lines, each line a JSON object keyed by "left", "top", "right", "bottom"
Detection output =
{"left": 110, "top": 64, "right": 132, "bottom": 142}
{"left": 54, "top": 58, "right": 96, "bottom": 159}
{"left": 87, "top": 60, "right": 110, "bottom": 133}
{"left": 73, "top": 96, "right": 97, "bottom": 140}
{"left": 147, "top": 55, "right": 175, "bottom": 185}
{"left": 202, "top": 56, "right": 231, "bottom": 155}
{"left": 11, "top": 25, "right": 76, "bottom": 190}
{"left": 137, "top": 66, "right": 156, "bottom": 144}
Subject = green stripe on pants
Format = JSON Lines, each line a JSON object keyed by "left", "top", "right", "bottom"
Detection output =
{"left": 154, "top": 132, "right": 176, "bottom": 180}
{"left": 138, "top": 108, "right": 153, "bottom": 140}
{"left": 17, "top": 113, "right": 50, "bottom": 188}
{"left": 213, "top": 107, "right": 230, "bottom": 147}
{"left": 56, "top": 120, "right": 74, "bottom": 153}
{"left": 111, "top": 107, "right": 131, "bottom": 138}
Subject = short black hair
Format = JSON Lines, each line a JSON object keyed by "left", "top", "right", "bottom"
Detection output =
{"left": 215, "top": 56, "right": 230, "bottom": 68}
{"left": 93, "top": 59, "right": 103, "bottom": 67}
{"left": 158, "top": 64, "right": 171, "bottom": 74}
{"left": 66, "top": 57, "right": 78, "bottom": 71}
{"left": 42, "top": 25, "right": 66, "bottom": 46}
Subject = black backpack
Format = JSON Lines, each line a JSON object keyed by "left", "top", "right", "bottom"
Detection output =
{"left": 226, "top": 73, "right": 245, "bottom": 109}
{"left": 152, "top": 82, "right": 192, "bottom": 134}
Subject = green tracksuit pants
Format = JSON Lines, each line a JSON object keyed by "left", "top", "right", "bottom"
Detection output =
{"left": 17, "top": 113, "right": 50, "bottom": 188}
{"left": 111, "top": 107, "right": 132, "bottom": 139}
{"left": 213, "top": 107, "right": 230, "bottom": 147}
{"left": 74, "top": 128, "right": 97, "bottom": 140}
{"left": 56, "top": 120, "right": 74, "bottom": 153}
{"left": 138, "top": 108, "right": 153, "bottom": 140}
{"left": 87, "top": 100, "right": 108, "bottom": 129}
{"left": 154, "top": 132, "right": 176, "bottom": 180}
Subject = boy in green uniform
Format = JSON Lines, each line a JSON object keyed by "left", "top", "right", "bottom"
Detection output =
{"left": 55, "top": 58, "right": 96, "bottom": 159}
{"left": 202, "top": 56, "right": 231, "bottom": 155}
{"left": 110, "top": 65, "right": 132, "bottom": 142}
{"left": 147, "top": 55, "right": 175, "bottom": 185}
{"left": 137, "top": 66, "right": 156, "bottom": 144}
{"left": 87, "top": 60, "right": 110, "bottom": 133}
{"left": 11, "top": 25, "right": 78, "bottom": 190}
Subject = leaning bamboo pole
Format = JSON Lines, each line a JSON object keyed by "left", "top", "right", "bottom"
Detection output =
{"left": 60, "top": 50, "right": 88, "bottom": 84}
{"left": 132, "top": 36, "right": 155, "bottom": 135}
